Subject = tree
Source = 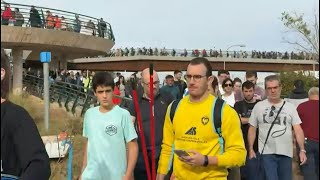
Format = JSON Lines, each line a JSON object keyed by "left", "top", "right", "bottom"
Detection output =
{"left": 281, "top": 9, "right": 319, "bottom": 61}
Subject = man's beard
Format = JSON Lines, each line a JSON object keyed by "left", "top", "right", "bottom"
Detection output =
{"left": 245, "top": 96, "right": 254, "bottom": 102}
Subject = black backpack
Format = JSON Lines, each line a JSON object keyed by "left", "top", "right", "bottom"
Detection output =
{"left": 169, "top": 98, "right": 226, "bottom": 154}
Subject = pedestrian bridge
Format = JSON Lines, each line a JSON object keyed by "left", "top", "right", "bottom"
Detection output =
{"left": 2, "top": 25, "right": 114, "bottom": 60}
{"left": 68, "top": 56, "right": 319, "bottom": 72}
{"left": 1, "top": 2, "right": 115, "bottom": 60}
{"left": 1, "top": 2, "right": 115, "bottom": 94}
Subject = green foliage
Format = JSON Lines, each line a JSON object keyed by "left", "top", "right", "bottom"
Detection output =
{"left": 281, "top": 12, "right": 311, "bottom": 36}
{"left": 279, "top": 71, "right": 319, "bottom": 97}
{"left": 281, "top": 11, "right": 319, "bottom": 61}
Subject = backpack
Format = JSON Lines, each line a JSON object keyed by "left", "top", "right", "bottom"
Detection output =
{"left": 169, "top": 98, "right": 226, "bottom": 154}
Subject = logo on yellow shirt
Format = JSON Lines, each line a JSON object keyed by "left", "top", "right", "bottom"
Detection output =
{"left": 185, "top": 127, "right": 197, "bottom": 135}
{"left": 201, "top": 116, "right": 209, "bottom": 125}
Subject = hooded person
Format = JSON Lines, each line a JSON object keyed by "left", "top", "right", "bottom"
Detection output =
{"left": 285, "top": 80, "right": 308, "bottom": 108}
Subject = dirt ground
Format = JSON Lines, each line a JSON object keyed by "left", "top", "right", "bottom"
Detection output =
{"left": 10, "top": 94, "right": 304, "bottom": 180}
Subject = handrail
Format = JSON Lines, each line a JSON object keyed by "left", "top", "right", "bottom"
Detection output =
{"left": 102, "top": 47, "right": 318, "bottom": 60}
{"left": 22, "top": 74, "right": 132, "bottom": 116}
{"left": 1, "top": 2, "right": 115, "bottom": 41}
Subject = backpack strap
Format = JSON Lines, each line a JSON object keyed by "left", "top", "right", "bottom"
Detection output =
{"left": 170, "top": 99, "right": 181, "bottom": 122}
{"left": 212, "top": 98, "right": 226, "bottom": 154}
{"left": 170, "top": 97, "right": 225, "bottom": 154}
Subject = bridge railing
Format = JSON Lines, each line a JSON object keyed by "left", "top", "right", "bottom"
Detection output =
{"left": 100, "top": 48, "right": 317, "bottom": 61}
{"left": 22, "top": 74, "right": 131, "bottom": 116}
{"left": 1, "top": 2, "right": 115, "bottom": 41}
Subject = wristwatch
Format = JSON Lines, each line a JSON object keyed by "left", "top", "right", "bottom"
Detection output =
{"left": 203, "top": 155, "right": 209, "bottom": 167}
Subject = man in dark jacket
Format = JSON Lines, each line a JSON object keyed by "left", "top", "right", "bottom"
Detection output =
{"left": 129, "top": 68, "right": 174, "bottom": 180}
{"left": 29, "top": 6, "right": 42, "bottom": 28}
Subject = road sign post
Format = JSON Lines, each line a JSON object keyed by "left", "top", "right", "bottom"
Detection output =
{"left": 40, "top": 52, "right": 51, "bottom": 131}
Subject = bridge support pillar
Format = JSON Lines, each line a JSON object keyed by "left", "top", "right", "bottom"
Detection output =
{"left": 12, "top": 49, "right": 23, "bottom": 95}
{"left": 60, "top": 54, "right": 68, "bottom": 70}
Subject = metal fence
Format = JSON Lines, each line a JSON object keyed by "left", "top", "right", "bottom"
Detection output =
{"left": 22, "top": 74, "right": 131, "bottom": 116}
{"left": 1, "top": 2, "right": 115, "bottom": 41}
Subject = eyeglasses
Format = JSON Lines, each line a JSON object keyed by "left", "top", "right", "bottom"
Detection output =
{"left": 269, "top": 106, "right": 276, "bottom": 117}
{"left": 142, "top": 81, "right": 160, "bottom": 86}
{"left": 185, "top": 75, "right": 206, "bottom": 82}
{"left": 224, "top": 83, "right": 232, "bottom": 87}
{"left": 267, "top": 86, "right": 280, "bottom": 91}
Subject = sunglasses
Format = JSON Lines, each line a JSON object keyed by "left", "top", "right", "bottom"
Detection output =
{"left": 269, "top": 106, "right": 276, "bottom": 117}
{"left": 224, "top": 83, "right": 232, "bottom": 87}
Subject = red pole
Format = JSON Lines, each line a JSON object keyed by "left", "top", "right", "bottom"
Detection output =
{"left": 149, "top": 64, "right": 156, "bottom": 180}
{"left": 131, "top": 78, "right": 152, "bottom": 180}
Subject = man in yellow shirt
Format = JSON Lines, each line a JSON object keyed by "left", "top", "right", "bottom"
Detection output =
{"left": 157, "top": 57, "right": 246, "bottom": 180}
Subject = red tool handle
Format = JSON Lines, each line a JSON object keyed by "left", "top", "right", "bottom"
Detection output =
{"left": 149, "top": 64, "right": 156, "bottom": 180}
{"left": 131, "top": 78, "right": 152, "bottom": 180}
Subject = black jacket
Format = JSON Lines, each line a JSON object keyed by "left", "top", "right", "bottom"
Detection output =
{"left": 1, "top": 101, "right": 51, "bottom": 180}
{"left": 288, "top": 88, "right": 308, "bottom": 99}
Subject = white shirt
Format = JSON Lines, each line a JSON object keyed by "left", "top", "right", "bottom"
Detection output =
{"left": 222, "top": 92, "right": 235, "bottom": 107}
{"left": 218, "top": 84, "right": 225, "bottom": 95}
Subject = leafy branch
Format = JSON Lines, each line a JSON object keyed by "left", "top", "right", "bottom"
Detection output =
{"left": 281, "top": 11, "right": 319, "bottom": 61}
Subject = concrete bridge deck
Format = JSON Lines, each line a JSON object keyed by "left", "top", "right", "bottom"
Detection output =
{"left": 67, "top": 56, "right": 319, "bottom": 72}
{"left": 1, "top": 25, "right": 115, "bottom": 60}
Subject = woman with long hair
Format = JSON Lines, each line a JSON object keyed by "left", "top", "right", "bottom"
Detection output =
{"left": 116, "top": 75, "right": 126, "bottom": 97}
{"left": 1, "top": 49, "right": 51, "bottom": 179}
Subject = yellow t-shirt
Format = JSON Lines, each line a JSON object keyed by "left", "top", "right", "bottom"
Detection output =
{"left": 158, "top": 94, "right": 246, "bottom": 180}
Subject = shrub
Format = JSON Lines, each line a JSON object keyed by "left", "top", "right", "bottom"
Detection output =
{"left": 279, "top": 71, "right": 319, "bottom": 97}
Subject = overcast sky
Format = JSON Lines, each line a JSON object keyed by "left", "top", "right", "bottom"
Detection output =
{"left": 8, "top": 0, "right": 318, "bottom": 52}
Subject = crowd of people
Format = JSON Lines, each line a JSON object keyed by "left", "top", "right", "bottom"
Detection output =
{"left": 1, "top": 2, "right": 110, "bottom": 38}
{"left": 4, "top": 48, "right": 318, "bottom": 180}
{"left": 103, "top": 47, "right": 316, "bottom": 60}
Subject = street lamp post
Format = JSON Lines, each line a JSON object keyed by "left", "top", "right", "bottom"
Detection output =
{"left": 224, "top": 44, "right": 246, "bottom": 70}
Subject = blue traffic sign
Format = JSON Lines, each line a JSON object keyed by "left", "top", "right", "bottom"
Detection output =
{"left": 40, "top": 52, "right": 51, "bottom": 63}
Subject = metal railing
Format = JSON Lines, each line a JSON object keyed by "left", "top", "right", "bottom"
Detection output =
{"left": 101, "top": 48, "right": 317, "bottom": 60}
{"left": 22, "top": 74, "right": 131, "bottom": 116}
{"left": 1, "top": 2, "right": 115, "bottom": 41}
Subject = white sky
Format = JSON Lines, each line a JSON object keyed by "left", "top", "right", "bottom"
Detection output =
{"left": 8, "top": 0, "right": 318, "bottom": 52}
{"left": 8, "top": 0, "right": 318, "bottom": 81}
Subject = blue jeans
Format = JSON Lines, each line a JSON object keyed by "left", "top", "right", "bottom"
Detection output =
{"left": 300, "top": 139, "right": 319, "bottom": 180}
{"left": 262, "top": 154, "right": 292, "bottom": 180}
{"left": 240, "top": 152, "right": 262, "bottom": 180}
